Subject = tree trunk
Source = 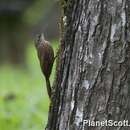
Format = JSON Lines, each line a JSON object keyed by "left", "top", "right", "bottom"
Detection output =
{"left": 46, "top": 0, "right": 130, "bottom": 130}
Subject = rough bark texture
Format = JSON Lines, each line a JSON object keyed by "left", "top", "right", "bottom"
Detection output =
{"left": 46, "top": 0, "right": 130, "bottom": 130}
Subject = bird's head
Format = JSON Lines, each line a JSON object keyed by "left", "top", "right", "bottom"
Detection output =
{"left": 35, "top": 33, "right": 45, "bottom": 48}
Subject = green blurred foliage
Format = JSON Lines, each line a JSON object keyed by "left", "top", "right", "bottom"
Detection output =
{"left": 0, "top": 41, "right": 58, "bottom": 130}
{"left": 23, "top": 0, "right": 54, "bottom": 26}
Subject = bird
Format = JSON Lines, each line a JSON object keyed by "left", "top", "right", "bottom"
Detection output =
{"left": 35, "top": 33, "right": 54, "bottom": 100}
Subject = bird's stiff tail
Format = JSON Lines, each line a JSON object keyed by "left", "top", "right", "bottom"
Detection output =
{"left": 45, "top": 77, "right": 52, "bottom": 100}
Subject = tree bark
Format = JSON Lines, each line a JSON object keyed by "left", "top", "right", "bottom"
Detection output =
{"left": 46, "top": 0, "right": 130, "bottom": 130}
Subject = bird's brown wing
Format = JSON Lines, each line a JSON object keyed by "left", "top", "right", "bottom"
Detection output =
{"left": 37, "top": 42, "right": 54, "bottom": 78}
{"left": 37, "top": 44, "right": 45, "bottom": 69}
{"left": 43, "top": 42, "right": 54, "bottom": 78}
